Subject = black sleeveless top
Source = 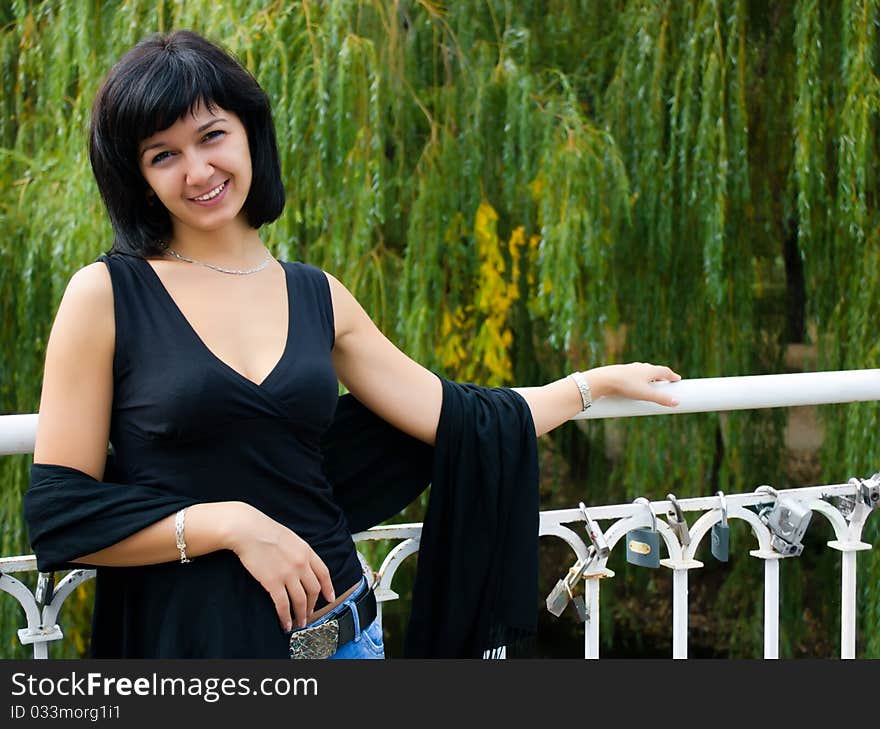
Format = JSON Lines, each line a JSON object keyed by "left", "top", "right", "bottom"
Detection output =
{"left": 90, "top": 253, "right": 362, "bottom": 658}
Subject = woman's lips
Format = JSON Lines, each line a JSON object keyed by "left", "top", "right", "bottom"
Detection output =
{"left": 189, "top": 179, "right": 229, "bottom": 206}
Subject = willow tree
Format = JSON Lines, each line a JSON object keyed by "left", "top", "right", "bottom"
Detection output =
{"left": 1, "top": 0, "right": 878, "bottom": 658}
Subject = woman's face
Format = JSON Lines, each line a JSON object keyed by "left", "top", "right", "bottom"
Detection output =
{"left": 138, "top": 101, "right": 253, "bottom": 240}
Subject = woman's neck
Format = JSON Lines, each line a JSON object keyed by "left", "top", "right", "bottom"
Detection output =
{"left": 167, "top": 217, "right": 266, "bottom": 266}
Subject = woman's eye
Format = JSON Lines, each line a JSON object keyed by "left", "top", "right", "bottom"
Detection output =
{"left": 203, "top": 129, "right": 225, "bottom": 142}
{"left": 150, "top": 151, "right": 172, "bottom": 165}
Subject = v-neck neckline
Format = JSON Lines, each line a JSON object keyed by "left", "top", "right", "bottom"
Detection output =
{"left": 140, "top": 256, "right": 293, "bottom": 389}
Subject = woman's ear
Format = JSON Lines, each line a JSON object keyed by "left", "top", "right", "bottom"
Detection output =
{"left": 146, "top": 189, "right": 156, "bottom": 206}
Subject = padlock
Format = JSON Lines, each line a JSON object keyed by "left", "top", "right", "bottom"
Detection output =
{"left": 756, "top": 485, "right": 811, "bottom": 557}
{"left": 546, "top": 573, "right": 589, "bottom": 622}
{"left": 859, "top": 475, "right": 880, "bottom": 509}
{"left": 768, "top": 535, "right": 802, "bottom": 557}
{"left": 569, "top": 594, "right": 588, "bottom": 623}
{"left": 665, "top": 493, "right": 691, "bottom": 547}
{"left": 710, "top": 491, "right": 730, "bottom": 562}
{"left": 626, "top": 497, "right": 661, "bottom": 568}
{"left": 564, "top": 557, "right": 593, "bottom": 623}
{"left": 546, "top": 578, "right": 573, "bottom": 617}
{"left": 545, "top": 552, "right": 595, "bottom": 618}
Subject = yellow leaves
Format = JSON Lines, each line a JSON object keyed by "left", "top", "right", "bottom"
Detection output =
{"left": 439, "top": 306, "right": 470, "bottom": 370}
{"left": 474, "top": 199, "right": 499, "bottom": 245}
{"left": 436, "top": 200, "right": 530, "bottom": 385}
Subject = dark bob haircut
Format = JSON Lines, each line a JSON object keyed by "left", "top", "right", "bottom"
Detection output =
{"left": 89, "top": 30, "right": 285, "bottom": 256}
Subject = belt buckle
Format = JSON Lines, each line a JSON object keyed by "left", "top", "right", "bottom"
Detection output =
{"left": 289, "top": 619, "right": 339, "bottom": 659}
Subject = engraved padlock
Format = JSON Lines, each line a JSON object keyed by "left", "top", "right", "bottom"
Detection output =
{"left": 710, "top": 491, "right": 730, "bottom": 562}
{"left": 626, "top": 497, "right": 661, "bottom": 568}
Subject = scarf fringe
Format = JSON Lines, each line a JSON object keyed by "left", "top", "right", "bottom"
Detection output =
{"left": 483, "top": 624, "right": 536, "bottom": 659}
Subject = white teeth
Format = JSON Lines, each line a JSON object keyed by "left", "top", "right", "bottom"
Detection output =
{"left": 193, "top": 181, "right": 226, "bottom": 201}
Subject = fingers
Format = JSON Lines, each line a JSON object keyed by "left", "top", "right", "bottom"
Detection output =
{"left": 276, "top": 553, "right": 333, "bottom": 631}
{"left": 646, "top": 364, "right": 681, "bottom": 407}
{"left": 270, "top": 588, "right": 294, "bottom": 632}
{"left": 300, "top": 570, "right": 322, "bottom": 623}
{"left": 623, "top": 363, "right": 681, "bottom": 407}
{"left": 645, "top": 364, "right": 681, "bottom": 382}
{"left": 311, "top": 553, "right": 336, "bottom": 604}
{"left": 238, "top": 520, "right": 336, "bottom": 632}
{"left": 272, "top": 572, "right": 327, "bottom": 632}
{"left": 288, "top": 580, "right": 309, "bottom": 629}
{"left": 659, "top": 365, "right": 682, "bottom": 382}
{"left": 654, "top": 390, "right": 680, "bottom": 407}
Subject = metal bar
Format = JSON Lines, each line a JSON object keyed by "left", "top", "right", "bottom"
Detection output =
{"left": 0, "top": 413, "right": 38, "bottom": 455}
{"left": 764, "top": 559, "right": 780, "bottom": 659}
{"left": 672, "top": 569, "right": 688, "bottom": 659}
{"left": 841, "top": 551, "right": 857, "bottom": 659}
{"left": 575, "top": 369, "right": 880, "bottom": 420}
{"left": 542, "top": 483, "right": 857, "bottom": 524}
{"left": 585, "top": 579, "right": 600, "bottom": 659}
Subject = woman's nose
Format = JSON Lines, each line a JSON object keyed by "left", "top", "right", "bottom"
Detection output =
{"left": 184, "top": 152, "right": 215, "bottom": 187}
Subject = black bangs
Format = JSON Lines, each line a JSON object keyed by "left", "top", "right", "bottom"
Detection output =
{"left": 127, "top": 62, "right": 223, "bottom": 146}
{"left": 89, "top": 30, "right": 285, "bottom": 257}
{"left": 102, "top": 33, "right": 257, "bottom": 166}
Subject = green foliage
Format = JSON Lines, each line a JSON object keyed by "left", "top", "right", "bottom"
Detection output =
{"left": 2, "top": 0, "right": 879, "bottom": 658}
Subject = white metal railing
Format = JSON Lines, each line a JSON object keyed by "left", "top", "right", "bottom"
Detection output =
{"left": 360, "top": 476, "right": 878, "bottom": 659}
{"left": 2, "top": 369, "right": 879, "bottom": 658}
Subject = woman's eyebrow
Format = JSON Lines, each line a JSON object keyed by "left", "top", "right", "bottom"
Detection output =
{"left": 140, "top": 118, "right": 228, "bottom": 156}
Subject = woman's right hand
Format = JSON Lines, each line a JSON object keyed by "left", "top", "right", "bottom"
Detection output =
{"left": 224, "top": 502, "right": 336, "bottom": 631}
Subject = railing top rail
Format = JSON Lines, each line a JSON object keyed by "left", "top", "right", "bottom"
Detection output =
{"left": 577, "top": 369, "right": 880, "bottom": 420}
{"left": 541, "top": 482, "right": 864, "bottom": 522}
{"left": 2, "top": 369, "right": 879, "bottom": 455}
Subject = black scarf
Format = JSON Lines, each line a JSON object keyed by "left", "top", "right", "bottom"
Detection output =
{"left": 24, "top": 378, "right": 539, "bottom": 658}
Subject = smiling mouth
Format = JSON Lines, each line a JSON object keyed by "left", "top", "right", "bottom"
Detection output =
{"left": 191, "top": 180, "right": 228, "bottom": 202}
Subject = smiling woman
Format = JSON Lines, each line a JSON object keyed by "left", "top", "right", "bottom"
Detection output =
{"left": 23, "top": 29, "right": 680, "bottom": 660}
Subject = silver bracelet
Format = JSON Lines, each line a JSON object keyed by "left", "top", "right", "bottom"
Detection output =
{"left": 175, "top": 507, "right": 192, "bottom": 564}
{"left": 568, "top": 371, "right": 592, "bottom": 411}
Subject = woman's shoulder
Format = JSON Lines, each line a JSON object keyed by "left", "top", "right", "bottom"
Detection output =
{"left": 52, "top": 261, "right": 115, "bottom": 340}
{"left": 65, "top": 261, "right": 113, "bottom": 307}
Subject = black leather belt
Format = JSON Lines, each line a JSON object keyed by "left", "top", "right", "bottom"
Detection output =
{"left": 288, "top": 585, "right": 377, "bottom": 659}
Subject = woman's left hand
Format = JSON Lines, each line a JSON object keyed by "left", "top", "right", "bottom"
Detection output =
{"left": 586, "top": 362, "right": 682, "bottom": 407}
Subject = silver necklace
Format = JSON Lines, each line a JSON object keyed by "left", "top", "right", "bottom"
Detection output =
{"left": 165, "top": 247, "right": 272, "bottom": 275}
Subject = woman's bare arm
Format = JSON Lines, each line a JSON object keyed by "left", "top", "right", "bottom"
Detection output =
{"left": 328, "top": 272, "right": 444, "bottom": 445}
{"left": 512, "top": 363, "right": 681, "bottom": 436}
{"left": 327, "top": 272, "right": 680, "bottom": 443}
{"left": 33, "top": 262, "right": 115, "bottom": 478}
{"left": 71, "top": 502, "right": 240, "bottom": 566}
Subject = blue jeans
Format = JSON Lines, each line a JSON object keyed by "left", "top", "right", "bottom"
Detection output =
{"left": 294, "top": 576, "right": 385, "bottom": 659}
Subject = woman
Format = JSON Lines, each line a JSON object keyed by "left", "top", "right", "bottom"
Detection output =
{"left": 24, "top": 30, "right": 680, "bottom": 659}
